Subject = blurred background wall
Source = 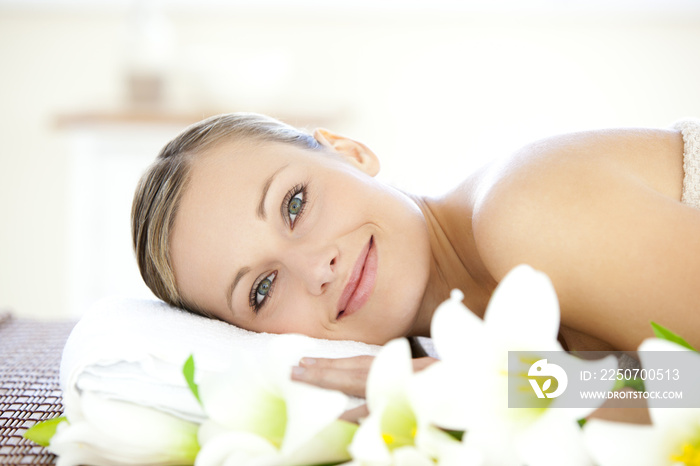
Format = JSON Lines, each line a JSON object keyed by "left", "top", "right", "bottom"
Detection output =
{"left": 2, "top": 0, "right": 700, "bottom": 319}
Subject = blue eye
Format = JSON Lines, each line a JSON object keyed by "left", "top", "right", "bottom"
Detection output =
{"left": 288, "top": 192, "right": 303, "bottom": 225}
{"left": 251, "top": 271, "right": 276, "bottom": 312}
{"left": 283, "top": 184, "right": 307, "bottom": 229}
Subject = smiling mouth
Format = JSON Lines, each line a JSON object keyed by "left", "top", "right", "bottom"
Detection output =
{"left": 337, "top": 236, "right": 378, "bottom": 320}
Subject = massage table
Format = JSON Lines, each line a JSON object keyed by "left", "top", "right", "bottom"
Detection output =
{"left": 0, "top": 311, "right": 76, "bottom": 465}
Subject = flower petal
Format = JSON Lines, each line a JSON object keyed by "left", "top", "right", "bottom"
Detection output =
{"left": 464, "top": 425, "right": 521, "bottom": 466}
{"left": 638, "top": 338, "right": 700, "bottom": 428}
{"left": 283, "top": 420, "right": 356, "bottom": 466}
{"left": 583, "top": 419, "right": 662, "bottom": 466}
{"left": 543, "top": 353, "right": 619, "bottom": 419}
{"left": 430, "top": 289, "right": 487, "bottom": 363}
{"left": 414, "top": 424, "right": 483, "bottom": 465}
{"left": 348, "top": 408, "right": 392, "bottom": 464}
{"left": 484, "top": 265, "right": 560, "bottom": 343}
{"left": 516, "top": 412, "right": 592, "bottom": 466}
{"left": 50, "top": 393, "right": 199, "bottom": 465}
{"left": 392, "top": 446, "right": 435, "bottom": 466}
{"left": 199, "top": 362, "right": 287, "bottom": 446}
{"left": 437, "top": 439, "right": 485, "bottom": 466}
{"left": 195, "top": 431, "right": 278, "bottom": 466}
{"left": 51, "top": 422, "right": 122, "bottom": 466}
{"left": 365, "top": 338, "right": 413, "bottom": 413}
{"left": 408, "top": 361, "right": 474, "bottom": 431}
{"left": 280, "top": 381, "right": 348, "bottom": 455}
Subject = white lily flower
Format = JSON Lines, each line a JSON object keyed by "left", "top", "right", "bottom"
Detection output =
{"left": 584, "top": 338, "right": 700, "bottom": 466}
{"left": 426, "top": 264, "right": 617, "bottom": 466}
{"left": 196, "top": 334, "right": 356, "bottom": 466}
{"left": 48, "top": 390, "right": 199, "bottom": 466}
{"left": 349, "top": 338, "right": 483, "bottom": 465}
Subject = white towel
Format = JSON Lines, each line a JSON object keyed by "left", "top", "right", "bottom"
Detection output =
{"left": 60, "top": 297, "right": 381, "bottom": 422}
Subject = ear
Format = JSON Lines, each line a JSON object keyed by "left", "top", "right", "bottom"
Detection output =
{"left": 313, "top": 128, "right": 380, "bottom": 177}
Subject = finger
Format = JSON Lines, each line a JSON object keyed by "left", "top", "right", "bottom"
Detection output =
{"left": 300, "top": 356, "right": 436, "bottom": 377}
{"left": 299, "top": 355, "right": 375, "bottom": 369}
{"left": 339, "top": 404, "right": 369, "bottom": 424}
{"left": 412, "top": 356, "right": 439, "bottom": 372}
{"left": 291, "top": 365, "right": 368, "bottom": 398}
{"left": 587, "top": 388, "right": 651, "bottom": 425}
{"left": 291, "top": 366, "right": 368, "bottom": 398}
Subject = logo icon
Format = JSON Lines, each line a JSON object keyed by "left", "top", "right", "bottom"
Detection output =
{"left": 528, "top": 359, "right": 568, "bottom": 398}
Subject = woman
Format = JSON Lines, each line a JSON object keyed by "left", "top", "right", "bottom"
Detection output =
{"left": 132, "top": 113, "right": 700, "bottom": 399}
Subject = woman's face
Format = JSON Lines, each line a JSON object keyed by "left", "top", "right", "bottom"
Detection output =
{"left": 170, "top": 132, "right": 431, "bottom": 345}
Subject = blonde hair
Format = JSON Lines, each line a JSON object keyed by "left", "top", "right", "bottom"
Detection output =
{"left": 131, "top": 113, "right": 321, "bottom": 315}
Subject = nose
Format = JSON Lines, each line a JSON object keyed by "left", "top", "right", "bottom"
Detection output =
{"left": 285, "top": 242, "right": 338, "bottom": 295}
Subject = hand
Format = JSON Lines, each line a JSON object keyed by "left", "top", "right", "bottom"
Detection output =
{"left": 339, "top": 404, "right": 369, "bottom": 424}
{"left": 291, "top": 355, "right": 438, "bottom": 399}
{"left": 586, "top": 387, "right": 651, "bottom": 425}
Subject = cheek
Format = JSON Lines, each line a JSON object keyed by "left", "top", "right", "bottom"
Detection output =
{"left": 324, "top": 173, "right": 379, "bottom": 216}
{"left": 264, "top": 300, "right": 321, "bottom": 336}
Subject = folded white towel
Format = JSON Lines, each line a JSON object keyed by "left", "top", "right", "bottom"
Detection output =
{"left": 60, "top": 297, "right": 382, "bottom": 422}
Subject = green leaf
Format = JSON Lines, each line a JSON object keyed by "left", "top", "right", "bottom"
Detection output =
{"left": 612, "top": 376, "right": 646, "bottom": 393}
{"left": 650, "top": 321, "right": 697, "bottom": 352}
{"left": 183, "top": 354, "right": 202, "bottom": 405}
{"left": 23, "top": 416, "right": 68, "bottom": 447}
{"left": 623, "top": 377, "right": 646, "bottom": 392}
{"left": 441, "top": 428, "right": 465, "bottom": 442}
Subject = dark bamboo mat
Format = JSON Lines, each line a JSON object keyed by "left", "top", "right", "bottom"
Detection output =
{"left": 0, "top": 313, "right": 76, "bottom": 465}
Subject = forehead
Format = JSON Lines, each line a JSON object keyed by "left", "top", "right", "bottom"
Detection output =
{"left": 196, "top": 138, "right": 305, "bottom": 173}
{"left": 184, "top": 139, "right": 321, "bottom": 200}
{"left": 191, "top": 137, "right": 336, "bottom": 179}
{"left": 172, "top": 139, "right": 306, "bottom": 249}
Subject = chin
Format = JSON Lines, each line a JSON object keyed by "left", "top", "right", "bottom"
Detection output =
{"left": 373, "top": 305, "right": 419, "bottom": 345}
{"left": 357, "top": 331, "right": 399, "bottom": 346}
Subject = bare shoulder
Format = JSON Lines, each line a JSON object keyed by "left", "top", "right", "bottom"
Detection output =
{"left": 472, "top": 127, "right": 700, "bottom": 351}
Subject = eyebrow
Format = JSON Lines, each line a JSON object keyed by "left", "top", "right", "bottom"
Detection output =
{"left": 257, "top": 164, "right": 289, "bottom": 220}
{"left": 228, "top": 164, "right": 289, "bottom": 314}
{"left": 226, "top": 266, "right": 250, "bottom": 314}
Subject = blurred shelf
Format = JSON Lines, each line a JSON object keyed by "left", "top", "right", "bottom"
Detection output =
{"left": 54, "top": 110, "right": 220, "bottom": 129}
{"left": 54, "top": 109, "right": 344, "bottom": 131}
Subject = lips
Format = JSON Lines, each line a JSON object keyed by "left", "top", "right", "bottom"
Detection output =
{"left": 337, "top": 236, "right": 378, "bottom": 320}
